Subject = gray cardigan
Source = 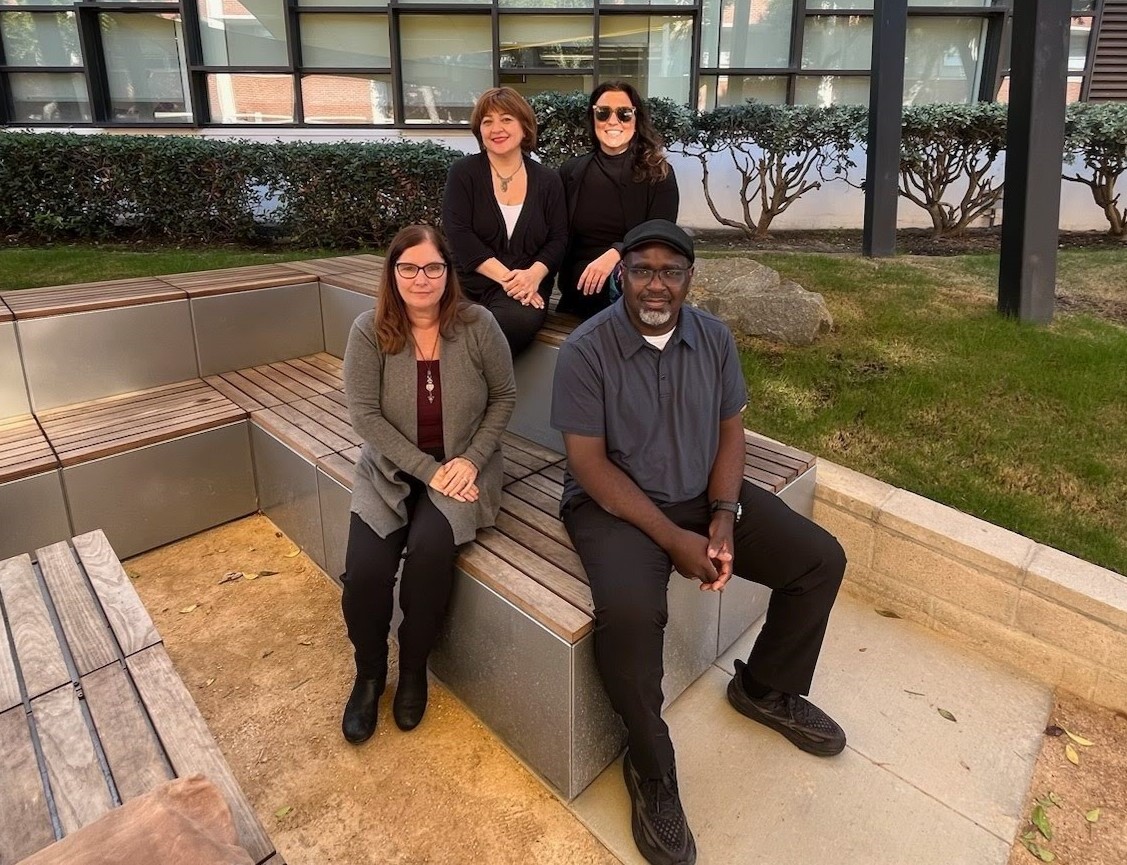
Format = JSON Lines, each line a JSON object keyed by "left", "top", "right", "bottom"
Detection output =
{"left": 343, "top": 305, "right": 516, "bottom": 545}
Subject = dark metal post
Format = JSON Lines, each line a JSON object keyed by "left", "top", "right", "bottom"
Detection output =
{"left": 862, "top": 0, "right": 907, "bottom": 258}
{"left": 998, "top": 0, "right": 1071, "bottom": 324}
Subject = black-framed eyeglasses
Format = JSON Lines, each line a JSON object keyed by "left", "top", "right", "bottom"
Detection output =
{"left": 625, "top": 267, "right": 691, "bottom": 288}
{"left": 592, "top": 106, "right": 636, "bottom": 123}
{"left": 395, "top": 262, "right": 447, "bottom": 279}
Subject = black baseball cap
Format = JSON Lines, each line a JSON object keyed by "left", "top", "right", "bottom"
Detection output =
{"left": 619, "top": 219, "right": 695, "bottom": 263}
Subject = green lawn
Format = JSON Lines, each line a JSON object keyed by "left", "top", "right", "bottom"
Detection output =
{"left": 2, "top": 244, "right": 1124, "bottom": 575}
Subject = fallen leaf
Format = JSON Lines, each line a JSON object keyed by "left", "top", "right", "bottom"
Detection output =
{"left": 874, "top": 609, "right": 901, "bottom": 618}
{"left": 1065, "top": 743, "right": 1080, "bottom": 765}
{"left": 1085, "top": 808, "right": 1100, "bottom": 823}
{"left": 204, "top": 677, "right": 215, "bottom": 687}
{"left": 261, "top": 649, "right": 273, "bottom": 658}
{"left": 244, "top": 573, "right": 259, "bottom": 580}
{"left": 274, "top": 806, "right": 292, "bottom": 820}
{"left": 259, "top": 570, "right": 279, "bottom": 577}
{"left": 1047, "top": 792, "right": 1062, "bottom": 807}
{"left": 1062, "top": 727, "right": 1094, "bottom": 747}
{"left": 858, "top": 647, "right": 867, "bottom": 652}
{"left": 284, "top": 548, "right": 301, "bottom": 558}
{"left": 1019, "top": 837, "right": 1055, "bottom": 863}
{"left": 1044, "top": 725, "right": 1064, "bottom": 737}
{"left": 938, "top": 707, "right": 957, "bottom": 723}
{"left": 1031, "top": 804, "right": 1053, "bottom": 840}
{"left": 179, "top": 604, "right": 198, "bottom": 614}
{"left": 218, "top": 571, "right": 243, "bottom": 585}
{"left": 297, "top": 636, "right": 312, "bottom": 646}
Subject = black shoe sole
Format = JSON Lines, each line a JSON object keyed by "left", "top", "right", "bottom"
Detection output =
{"left": 622, "top": 755, "right": 697, "bottom": 865}
{"left": 727, "top": 663, "right": 846, "bottom": 757}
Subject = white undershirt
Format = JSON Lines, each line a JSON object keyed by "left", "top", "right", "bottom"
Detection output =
{"left": 643, "top": 331, "right": 674, "bottom": 351}
{"left": 498, "top": 202, "right": 523, "bottom": 239}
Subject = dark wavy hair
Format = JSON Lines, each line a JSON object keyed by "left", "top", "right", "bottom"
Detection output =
{"left": 586, "top": 82, "right": 670, "bottom": 184}
{"left": 376, "top": 225, "right": 471, "bottom": 355}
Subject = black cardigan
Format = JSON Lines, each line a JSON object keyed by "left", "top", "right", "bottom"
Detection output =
{"left": 441, "top": 152, "right": 568, "bottom": 299}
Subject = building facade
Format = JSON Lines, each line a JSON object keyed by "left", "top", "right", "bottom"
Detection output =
{"left": 0, "top": 0, "right": 1121, "bottom": 130}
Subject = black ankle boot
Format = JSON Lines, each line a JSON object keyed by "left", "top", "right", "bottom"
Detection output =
{"left": 393, "top": 669, "right": 428, "bottom": 731}
{"left": 342, "top": 676, "right": 384, "bottom": 744}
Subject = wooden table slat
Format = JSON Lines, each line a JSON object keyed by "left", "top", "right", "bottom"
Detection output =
{"left": 0, "top": 555, "right": 70, "bottom": 699}
{"left": 72, "top": 530, "right": 160, "bottom": 657}
{"left": 32, "top": 685, "right": 115, "bottom": 834}
{"left": 128, "top": 645, "right": 274, "bottom": 864}
{"left": 0, "top": 707, "right": 57, "bottom": 862}
{"left": 81, "top": 663, "right": 174, "bottom": 802}
{"left": 476, "top": 528, "right": 594, "bottom": 614}
{"left": 36, "top": 541, "right": 118, "bottom": 676}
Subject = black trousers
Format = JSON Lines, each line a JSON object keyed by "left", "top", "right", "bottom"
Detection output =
{"left": 340, "top": 478, "right": 458, "bottom": 681}
{"left": 562, "top": 480, "right": 846, "bottom": 780}
{"left": 465, "top": 284, "right": 548, "bottom": 357}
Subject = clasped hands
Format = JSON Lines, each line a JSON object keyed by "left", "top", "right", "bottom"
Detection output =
{"left": 429, "top": 456, "right": 479, "bottom": 502}
{"left": 669, "top": 516, "right": 735, "bottom": 593}
{"left": 499, "top": 266, "right": 546, "bottom": 309}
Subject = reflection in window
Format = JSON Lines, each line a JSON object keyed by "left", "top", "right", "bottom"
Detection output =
{"left": 197, "top": 0, "right": 288, "bottom": 67}
{"left": 299, "top": 14, "right": 390, "bottom": 68}
{"left": 698, "top": 74, "right": 787, "bottom": 111}
{"left": 801, "top": 15, "right": 872, "bottom": 71}
{"left": 794, "top": 74, "right": 869, "bottom": 107}
{"left": 598, "top": 15, "right": 693, "bottom": 103}
{"left": 1069, "top": 17, "right": 1092, "bottom": 74}
{"left": 904, "top": 17, "right": 985, "bottom": 105}
{"left": 700, "top": 0, "right": 792, "bottom": 69}
{"left": 101, "top": 13, "right": 192, "bottom": 123}
{"left": 0, "top": 11, "right": 81, "bottom": 67}
{"left": 500, "top": 72, "right": 594, "bottom": 99}
{"left": 499, "top": 16, "right": 593, "bottom": 70}
{"left": 206, "top": 73, "right": 294, "bottom": 123}
{"left": 302, "top": 74, "right": 392, "bottom": 123}
{"left": 400, "top": 15, "right": 492, "bottom": 124}
{"left": 9, "top": 71, "right": 91, "bottom": 122}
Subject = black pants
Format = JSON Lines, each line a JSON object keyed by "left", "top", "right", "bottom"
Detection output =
{"left": 465, "top": 284, "right": 548, "bottom": 357}
{"left": 340, "top": 479, "right": 458, "bottom": 681}
{"left": 556, "top": 262, "right": 614, "bottom": 321}
{"left": 562, "top": 480, "right": 846, "bottom": 780}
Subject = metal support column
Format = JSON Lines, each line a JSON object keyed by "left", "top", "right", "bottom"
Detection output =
{"left": 998, "top": 0, "right": 1071, "bottom": 324}
{"left": 862, "top": 0, "right": 907, "bottom": 258}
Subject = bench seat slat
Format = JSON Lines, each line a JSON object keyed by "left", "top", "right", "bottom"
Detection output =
{"left": 294, "top": 397, "right": 362, "bottom": 447}
{"left": 493, "top": 511, "right": 584, "bottom": 581}
{"left": 0, "top": 707, "right": 57, "bottom": 861}
{"left": 34, "top": 380, "right": 214, "bottom": 425}
{"left": 0, "top": 416, "right": 58, "bottom": 483}
{"left": 476, "top": 528, "right": 594, "bottom": 615}
{"left": 500, "top": 431, "right": 564, "bottom": 465}
{"left": 252, "top": 410, "right": 336, "bottom": 460}
{"left": 36, "top": 541, "right": 118, "bottom": 676}
{"left": 503, "top": 479, "right": 564, "bottom": 523}
{"left": 321, "top": 271, "right": 382, "bottom": 296}
{"left": 265, "top": 360, "right": 338, "bottom": 395}
{"left": 160, "top": 265, "right": 316, "bottom": 297}
{"left": 0, "top": 594, "right": 21, "bottom": 712}
{"left": 72, "top": 530, "right": 161, "bottom": 657}
{"left": 0, "top": 555, "right": 69, "bottom": 699}
{"left": 0, "top": 278, "right": 185, "bottom": 320}
{"left": 285, "top": 355, "right": 345, "bottom": 389}
{"left": 500, "top": 492, "right": 572, "bottom": 548}
{"left": 318, "top": 452, "right": 357, "bottom": 490}
{"left": 280, "top": 255, "right": 381, "bottom": 278}
{"left": 265, "top": 403, "right": 354, "bottom": 455}
{"left": 39, "top": 390, "right": 233, "bottom": 439}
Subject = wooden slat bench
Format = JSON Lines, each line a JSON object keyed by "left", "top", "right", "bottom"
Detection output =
{"left": 0, "top": 530, "right": 283, "bottom": 864}
{"left": 205, "top": 353, "right": 345, "bottom": 412}
{"left": 35, "top": 381, "right": 257, "bottom": 558}
{"left": 0, "top": 415, "right": 71, "bottom": 560}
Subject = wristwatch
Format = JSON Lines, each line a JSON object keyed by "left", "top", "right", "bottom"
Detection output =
{"left": 710, "top": 500, "right": 742, "bottom": 523}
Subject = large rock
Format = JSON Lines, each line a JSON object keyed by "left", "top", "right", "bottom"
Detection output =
{"left": 689, "top": 256, "right": 833, "bottom": 346}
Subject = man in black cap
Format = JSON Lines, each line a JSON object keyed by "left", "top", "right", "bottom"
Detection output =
{"left": 551, "top": 219, "right": 847, "bottom": 865}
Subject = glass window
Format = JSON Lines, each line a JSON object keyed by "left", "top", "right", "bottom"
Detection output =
{"left": 598, "top": 15, "right": 693, "bottom": 104}
{"left": 600, "top": 0, "right": 694, "bottom": 5}
{"left": 498, "top": 0, "right": 591, "bottom": 7}
{"left": 300, "top": 14, "right": 389, "bottom": 68}
{"left": 700, "top": 0, "right": 792, "bottom": 69}
{"left": 904, "top": 16, "right": 985, "bottom": 105}
{"left": 206, "top": 72, "right": 294, "bottom": 122}
{"left": 1, "top": 11, "right": 81, "bottom": 67}
{"left": 301, "top": 74, "right": 392, "bottom": 123}
{"left": 399, "top": 14, "right": 492, "bottom": 124}
{"left": 398, "top": 0, "right": 490, "bottom": 4}
{"left": 1069, "top": 16, "right": 1092, "bottom": 74}
{"left": 698, "top": 74, "right": 787, "bottom": 111}
{"left": 197, "top": 0, "right": 288, "bottom": 67}
{"left": 801, "top": 15, "right": 871, "bottom": 70}
{"left": 101, "top": 13, "right": 192, "bottom": 123}
{"left": 299, "top": 0, "right": 386, "bottom": 6}
{"left": 8, "top": 71, "right": 91, "bottom": 121}
{"left": 0, "top": 0, "right": 71, "bottom": 6}
{"left": 499, "top": 16, "right": 593, "bottom": 70}
{"left": 500, "top": 72, "right": 594, "bottom": 99}
{"left": 794, "top": 74, "right": 869, "bottom": 106}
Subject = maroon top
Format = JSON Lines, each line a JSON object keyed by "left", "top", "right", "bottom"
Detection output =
{"left": 416, "top": 360, "right": 444, "bottom": 458}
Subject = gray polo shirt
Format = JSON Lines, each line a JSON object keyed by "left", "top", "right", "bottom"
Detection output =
{"left": 550, "top": 299, "right": 747, "bottom": 507}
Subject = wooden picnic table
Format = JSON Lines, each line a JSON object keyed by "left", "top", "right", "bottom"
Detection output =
{"left": 0, "top": 530, "right": 282, "bottom": 865}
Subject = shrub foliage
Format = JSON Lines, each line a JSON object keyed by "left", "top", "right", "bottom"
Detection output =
{"left": 1064, "top": 102, "right": 1127, "bottom": 238}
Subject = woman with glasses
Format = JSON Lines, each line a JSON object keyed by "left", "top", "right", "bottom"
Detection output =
{"left": 556, "top": 82, "right": 680, "bottom": 320}
{"left": 340, "top": 224, "right": 516, "bottom": 745}
{"left": 442, "top": 86, "right": 568, "bottom": 356}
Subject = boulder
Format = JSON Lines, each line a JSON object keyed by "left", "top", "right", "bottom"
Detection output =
{"left": 689, "top": 256, "right": 833, "bottom": 346}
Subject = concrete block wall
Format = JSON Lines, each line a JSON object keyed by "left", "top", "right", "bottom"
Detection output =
{"left": 813, "top": 459, "right": 1127, "bottom": 713}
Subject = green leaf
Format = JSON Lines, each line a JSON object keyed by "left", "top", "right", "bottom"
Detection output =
{"left": 1020, "top": 836, "right": 1056, "bottom": 862}
{"left": 1085, "top": 808, "right": 1100, "bottom": 823}
{"left": 274, "top": 805, "right": 293, "bottom": 819}
{"left": 1031, "top": 804, "right": 1052, "bottom": 840}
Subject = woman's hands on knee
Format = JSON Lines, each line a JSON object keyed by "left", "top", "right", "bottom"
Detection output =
{"left": 430, "top": 457, "right": 480, "bottom": 502}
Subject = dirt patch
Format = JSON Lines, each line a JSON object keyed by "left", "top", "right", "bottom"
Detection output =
{"left": 126, "top": 515, "right": 617, "bottom": 865}
{"left": 1007, "top": 693, "right": 1127, "bottom": 865}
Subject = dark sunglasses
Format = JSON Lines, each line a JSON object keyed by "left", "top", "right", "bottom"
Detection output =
{"left": 592, "top": 106, "right": 637, "bottom": 123}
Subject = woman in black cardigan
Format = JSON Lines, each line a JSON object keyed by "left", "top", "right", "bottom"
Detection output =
{"left": 557, "top": 82, "right": 679, "bottom": 320}
{"left": 442, "top": 87, "right": 568, "bottom": 356}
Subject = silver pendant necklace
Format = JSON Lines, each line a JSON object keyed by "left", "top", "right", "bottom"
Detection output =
{"left": 411, "top": 331, "right": 439, "bottom": 404}
{"left": 490, "top": 160, "right": 522, "bottom": 194}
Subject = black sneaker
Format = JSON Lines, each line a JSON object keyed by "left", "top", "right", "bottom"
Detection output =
{"left": 728, "top": 660, "right": 846, "bottom": 757}
{"left": 622, "top": 752, "right": 697, "bottom": 865}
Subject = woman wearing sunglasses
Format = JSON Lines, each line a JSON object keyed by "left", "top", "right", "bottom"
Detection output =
{"left": 556, "top": 82, "right": 680, "bottom": 319}
{"left": 340, "top": 224, "right": 515, "bottom": 745}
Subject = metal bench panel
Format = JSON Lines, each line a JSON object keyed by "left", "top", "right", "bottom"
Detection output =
{"left": 317, "top": 467, "right": 350, "bottom": 587}
{"left": 321, "top": 283, "right": 374, "bottom": 359}
{"left": 0, "top": 470, "right": 72, "bottom": 561}
{"left": 508, "top": 341, "right": 565, "bottom": 453}
{"left": 63, "top": 422, "right": 256, "bottom": 559}
{"left": 192, "top": 283, "right": 323, "bottom": 376}
{"left": 19, "top": 302, "right": 199, "bottom": 412}
{"left": 0, "top": 321, "right": 30, "bottom": 418}
{"left": 251, "top": 424, "right": 326, "bottom": 569}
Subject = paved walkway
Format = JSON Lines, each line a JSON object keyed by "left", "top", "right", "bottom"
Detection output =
{"left": 569, "top": 592, "right": 1052, "bottom": 865}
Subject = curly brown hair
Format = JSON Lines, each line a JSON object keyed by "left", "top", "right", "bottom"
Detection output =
{"left": 586, "top": 82, "right": 670, "bottom": 184}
